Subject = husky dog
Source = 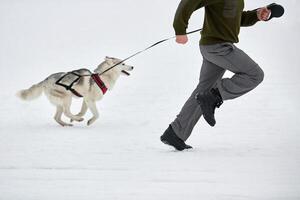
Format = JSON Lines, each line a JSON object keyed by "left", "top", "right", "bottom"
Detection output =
{"left": 17, "top": 57, "right": 134, "bottom": 126}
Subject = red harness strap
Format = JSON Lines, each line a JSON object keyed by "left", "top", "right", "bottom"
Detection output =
{"left": 91, "top": 74, "right": 108, "bottom": 95}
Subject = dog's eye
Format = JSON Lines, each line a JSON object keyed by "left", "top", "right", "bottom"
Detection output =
{"left": 122, "top": 63, "right": 125, "bottom": 65}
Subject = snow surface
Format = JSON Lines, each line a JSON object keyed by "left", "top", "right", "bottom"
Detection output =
{"left": 0, "top": 0, "right": 300, "bottom": 199}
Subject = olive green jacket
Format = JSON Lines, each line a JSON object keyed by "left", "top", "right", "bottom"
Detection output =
{"left": 173, "top": 0, "right": 259, "bottom": 44}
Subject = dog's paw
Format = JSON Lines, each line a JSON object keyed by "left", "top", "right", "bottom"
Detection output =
{"left": 87, "top": 119, "right": 94, "bottom": 126}
{"left": 70, "top": 118, "right": 84, "bottom": 123}
{"left": 77, "top": 118, "right": 84, "bottom": 122}
{"left": 59, "top": 123, "right": 73, "bottom": 127}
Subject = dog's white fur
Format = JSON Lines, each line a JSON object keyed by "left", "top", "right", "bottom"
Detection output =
{"left": 17, "top": 57, "right": 133, "bottom": 126}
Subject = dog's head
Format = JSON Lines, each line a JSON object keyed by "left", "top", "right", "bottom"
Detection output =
{"left": 94, "top": 56, "right": 134, "bottom": 76}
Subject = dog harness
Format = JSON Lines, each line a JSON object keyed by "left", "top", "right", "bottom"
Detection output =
{"left": 55, "top": 72, "right": 108, "bottom": 97}
{"left": 91, "top": 74, "right": 108, "bottom": 94}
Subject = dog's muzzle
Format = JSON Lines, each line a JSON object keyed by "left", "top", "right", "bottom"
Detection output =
{"left": 121, "top": 70, "right": 130, "bottom": 76}
{"left": 121, "top": 66, "right": 134, "bottom": 76}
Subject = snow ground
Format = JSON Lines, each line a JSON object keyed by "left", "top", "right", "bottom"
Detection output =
{"left": 0, "top": 0, "right": 300, "bottom": 199}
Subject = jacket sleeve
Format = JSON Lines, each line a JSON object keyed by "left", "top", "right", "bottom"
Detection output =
{"left": 173, "top": 0, "right": 207, "bottom": 35}
{"left": 241, "top": 10, "right": 259, "bottom": 27}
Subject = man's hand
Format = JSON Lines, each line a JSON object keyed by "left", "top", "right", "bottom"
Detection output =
{"left": 176, "top": 35, "right": 188, "bottom": 44}
{"left": 257, "top": 7, "right": 271, "bottom": 21}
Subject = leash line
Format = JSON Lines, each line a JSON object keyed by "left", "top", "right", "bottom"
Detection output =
{"left": 98, "top": 28, "right": 202, "bottom": 76}
{"left": 61, "top": 28, "right": 203, "bottom": 93}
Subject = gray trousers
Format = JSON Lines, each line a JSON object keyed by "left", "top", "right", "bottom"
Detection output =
{"left": 171, "top": 43, "right": 264, "bottom": 141}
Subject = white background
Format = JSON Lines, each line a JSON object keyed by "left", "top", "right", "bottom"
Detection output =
{"left": 0, "top": 0, "right": 299, "bottom": 199}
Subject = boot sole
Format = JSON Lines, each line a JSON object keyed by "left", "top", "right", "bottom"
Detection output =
{"left": 160, "top": 137, "right": 192, "bottom": 151}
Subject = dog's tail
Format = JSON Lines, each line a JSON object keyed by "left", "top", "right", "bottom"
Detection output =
{"left": 17, "top": 81, "right": 44, "bottom": 101}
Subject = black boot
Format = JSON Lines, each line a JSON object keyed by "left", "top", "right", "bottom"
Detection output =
{"left": 196, "top": 88, "right": 223, "bottom": 127}
{"left": 160, "top": 125, "right": 192, "bottom": 151}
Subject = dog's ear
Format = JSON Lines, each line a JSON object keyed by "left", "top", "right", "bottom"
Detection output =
{"left": 104, "top": 57, "right": 114, "bottom": 65}
{"left": 105, "top": 56, "right": 113, "bottom": 61}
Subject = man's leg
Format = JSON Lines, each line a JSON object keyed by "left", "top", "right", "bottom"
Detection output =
{"left": 171, "top": 58, "right": 225, "bottom": 141}
{"left": 196, "top": 43, "right": 264, "bottom": 126}
{"left": 200, "top": 43, "right": 264, "bottom": 100}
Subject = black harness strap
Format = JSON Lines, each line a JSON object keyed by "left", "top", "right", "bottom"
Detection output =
{"left": 69, "top": 88, "right": 83, "bottom": 98}
{"left": 55, "top": 72, "right": 83, "bottom": 97}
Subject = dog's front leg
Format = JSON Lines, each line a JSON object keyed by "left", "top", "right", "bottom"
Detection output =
{"left": 70, "top": 100, "right": 88, "bottom": 122}
{"left": 77, "top": 100, "right": 88, "bottom": 117}
{"left": 86, "top": 100, "right": 99, "bottom": 126}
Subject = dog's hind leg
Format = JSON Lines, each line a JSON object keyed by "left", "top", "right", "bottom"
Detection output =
{"left": 86, "top": 100, "right": 99, "bottom": 126}
{"left": 54, "top": 105, "right": 73, "bottom": 127}
{"left": 63, "top": 98, "right": 84, "bottom": 122}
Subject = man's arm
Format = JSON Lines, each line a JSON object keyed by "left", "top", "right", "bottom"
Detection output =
{"left": 173, "top": 0, "right": 220, "bottom": 44}
{"left": 173, "top": 0, "right": 205, "bottom": 36}
{"left": 241, "top": 10, "right": 259, "bottom": 27}
{"left": 241, "top": 7, "right": 271, "bottom": 27}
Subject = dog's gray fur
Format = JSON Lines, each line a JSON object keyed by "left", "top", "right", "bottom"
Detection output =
{"left": 17, "top": 57, "right": 133, "bottom": 126}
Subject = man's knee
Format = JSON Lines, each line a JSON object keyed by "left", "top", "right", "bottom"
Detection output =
{"left": 256, "top": 66, "right": 264, "bottom": 84}
{"left": 252, "top": 65, "right": 264, "bottom": 85}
